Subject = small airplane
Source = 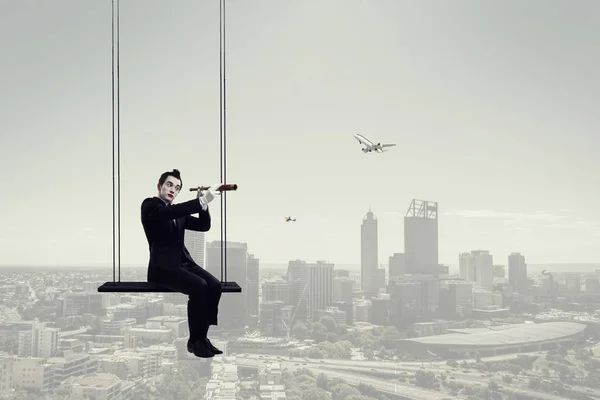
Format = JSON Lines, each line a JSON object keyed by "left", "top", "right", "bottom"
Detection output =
{"left": 285, "top": 216, "right": 296, "bottom": 222}
{"left": 353, "top": 133, "right": 396, "bottom": 153}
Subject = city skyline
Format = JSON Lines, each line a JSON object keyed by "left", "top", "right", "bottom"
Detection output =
{"left": 5, "top": 261, "right": 600, "bottom": 400}
{"left": 2, "top": 2, "right": 600, "bottom": 398}
{"left": 2, "top": 0, "right": 599, "bottom": 267}
{"left": 1, "top": 201, "right": 599, "bottom": 269}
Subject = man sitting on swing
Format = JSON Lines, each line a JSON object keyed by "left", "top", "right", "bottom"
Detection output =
{"left": 141, "top": 168, "right": 223, "bottom": 358}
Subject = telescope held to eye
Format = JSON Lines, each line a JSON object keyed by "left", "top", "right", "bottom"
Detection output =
{"left": 189, "top": 184, "right": 238, "bottom": 192}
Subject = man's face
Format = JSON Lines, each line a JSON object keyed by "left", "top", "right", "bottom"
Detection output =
{"left": 158, "top": 176, "right": 181, "bottom": 204}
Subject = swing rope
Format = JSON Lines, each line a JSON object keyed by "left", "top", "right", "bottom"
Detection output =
{"left": 219, "top": 0, "right": 228, "bottom": 283}
{"left": 117, "top": 0, "right": 121, "bottom": 283}
{"left": 110, "top": 0, "right": 229, "bottom": 285}
{"left": 111, "top": 0, "right": 122, "bottom": 283}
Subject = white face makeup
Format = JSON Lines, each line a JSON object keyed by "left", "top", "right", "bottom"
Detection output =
{"left": 158, "top": 176, "right": 181, "bottom": 204}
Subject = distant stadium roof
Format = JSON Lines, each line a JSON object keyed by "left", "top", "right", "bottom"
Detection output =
{"left": 402, "top": 322, "right": 585, "bottom": 347}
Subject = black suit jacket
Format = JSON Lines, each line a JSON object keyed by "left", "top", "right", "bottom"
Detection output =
{"left": 141, "top": 196, "right": 211, "bottom": 280}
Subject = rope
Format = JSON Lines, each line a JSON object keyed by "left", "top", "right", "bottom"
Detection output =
{"left": 219, "top": 0, "right": 223, "bottom": 282}
{"left": 111, "top": 0, "right": 121, "bottom": 283}
{"left": 110, "top": 1, "right": 228, "bottom": 284}
{"left": 117, "top": 0, "right": 121, "bottom": 282}
{"left": 111, "top": 0, "right": 115, "bottom": 283}
{"left": 223, "top": 0, "right": 228, "bottom": 284}
{"left": 219, "top": 0, "right": 228, "bottom": 283}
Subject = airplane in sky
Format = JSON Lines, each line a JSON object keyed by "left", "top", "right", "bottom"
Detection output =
{"left": 285, "top": 216, "right": 296, "bottom": 222}
{"left": 353, "top": 134, "right": 396, "bottom": 153}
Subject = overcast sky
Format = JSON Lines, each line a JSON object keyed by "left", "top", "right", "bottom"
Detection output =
{"left": 1, "top": 0, "right": 599, "bottom": 268}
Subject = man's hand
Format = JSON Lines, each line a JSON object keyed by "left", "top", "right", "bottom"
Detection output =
{"left": 198, "top": 183, "right": 223, "bottom": 208}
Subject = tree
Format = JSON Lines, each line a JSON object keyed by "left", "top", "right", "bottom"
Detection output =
{"left": 380, "top": 326, "right": 403, "bottom": 349}
{"left": 330, "top": 383, "right": 360, "bottom": 400}
{"left": 356, "top": 332, "right": 378, "bottom": 349}
{"left": 356, "top": 382, "right": 379, "bottom": 398}
{"left": 318, "top": 340, "right": 352, "bottom": 359}
{"left": 528, "top": 377, "right": 541, "bottom": 389}
{"left": 474, "top": 362, "right": 487, "bottom": 372}
{"left": 346, "top": 396, "right": 378, "bottom": 400}
{"left": 576, "top": 348, "right": 591, "bottom": 362}
{"left": 316, "top": 373, "right": 328, "bottom": 390}
{"left": 508, "top": 363, "right": 522, "bottom": 376}
{"left": 292, "top": 322, "right": 308, "bottom": 341}
{"left": 0, "top": 336, "right": 18, "bottom": 355}
{"left": 307, "top": 347, "right": 324, "bottom": 359}
{"left": 339, "top": 331, "right": 358, "bottom": 345}
{"left": 414, "top": 370, "right": 436, "bottom": 388}
{"left": 310, "top": 322, "right": 328, "bottom": 342}
{"left": 300, "top": 387, "right": 329, "bottom": 400}
{"left": 318, "top": 316, "right": 338, "bottom": 333}
{"left": 514, "top": 354, "right": 537, "bottom": 370}
{"left": 325, "top": 332, "right": 340, "bottom": 342}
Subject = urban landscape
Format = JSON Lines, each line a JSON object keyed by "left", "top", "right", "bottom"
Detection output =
{"left": 1, "top": 199, "right": 600, "bottom": 400}
{"left": 2, "top": 0, "right": 598, "bottom": 399}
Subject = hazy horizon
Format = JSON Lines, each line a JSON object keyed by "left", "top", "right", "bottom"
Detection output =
{"left": 3, "top": 262, "right": 600, "bottom": 276}
{"left": 2, "top": 0, "right": 599, "bottom": 268}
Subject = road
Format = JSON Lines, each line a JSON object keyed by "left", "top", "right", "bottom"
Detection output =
{"left": 320, "top": 356, "right": 600, "bottom": 399}
{"left": 236, "top": 356, "right": 454, "bottom": 400}
{"left": 235, "top": 354, "right": 585, "bottom": 400}
{"left": 318, "top": 361, "right": 588, "bottom": 400}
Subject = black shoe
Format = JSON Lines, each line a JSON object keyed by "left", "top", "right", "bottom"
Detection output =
{"left": 187, "top": 341, "right": 214, "bottom": 358}
{"left": 205, "top": 338, "right": 223, "bottom": 354}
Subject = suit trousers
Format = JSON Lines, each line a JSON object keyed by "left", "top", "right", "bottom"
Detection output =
{"left": 153, "top": 261, "right": 222, "bottom": 342}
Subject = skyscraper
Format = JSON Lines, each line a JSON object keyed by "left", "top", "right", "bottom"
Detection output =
{"left": 508, "top": 252, "right": 528, "bottom": 294}
{"left": 361, "top": 208, "right": 378, "bottom": 296}
{"left": 307, "top": 261, "right": 334, "bottom": 320}
{"left": 404, "top": 199, "right": 438, "bottom": 275}
{"left": 184, "top": 231, "right": 205, "bottom": 267}
{"left": 389, "top": 253, "right": 406, "bottom": 278}
{"left": 247, "top": 254, "right": 260, "bottom": 320}
{"left": 459, "top": 252, "right": 474, "bottom": 281}
{"left": 472, "top": 250, "right": 494, "bottom": 290}
{"left": 287, "top": 259, "right": 309, "bottom": 323}
{"left": 206, "top": 241, "right": 248, "bottom": 330}
{"left": 459, "top": 250, "right": 494, "bottom": 290}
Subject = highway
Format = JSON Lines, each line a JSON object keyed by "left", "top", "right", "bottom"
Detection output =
{"left": 235, "top": 354, "right": 594, "bottom": 400}
{"left": 316, "top": 361, "right": 593, "bottom": 400}
{"left": 236, "top": 356, "right": 460, "bottom": 400}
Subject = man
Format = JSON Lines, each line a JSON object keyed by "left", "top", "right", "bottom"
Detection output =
{"left": 141, "top": 168, "right": 223, "bottom": 358}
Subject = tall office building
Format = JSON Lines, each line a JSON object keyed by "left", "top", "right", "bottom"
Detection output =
{"left": 361, "top": 208, "right": 379, "bottom": 296}
{"left": 206, "top": 241, "right": 248, "bottom": 330}
{"left": 18, "top": 321, "right": 59, "bottom": 358}
{"left": 460, "top": 250, "right": 494, "bottom": 290}
{"left": 508, "top": 252, "right": 528, "bottom": 294}
{"left": 287, "top": 260, "right": 309, "bottom": 324}
{"left": 404, "top": 199, "right": 439, "bottom": 275}
{"left": 334, "top": 277, "right": 354, "bottom": 303}
{"left": 474, "top": 250, "right": 494, "bottom": 289}
{"left": 389, "top": 253, "right": 406, "bottom": 278}
{"left": 262, "top": 279, "right": 291, "bottom": 303}
{"left": 459, "top": 252, "right": 474, "bottom": 281}
{"left": 184, "top": 231, "right": 205, "bottom": 267}
{"left": 307, "top": 261, "right": 335, "bottom": 320}
{"left": 493, "top": 265, "right": 506, "bottom": 278}
{"left": 439, "top": 280, "right": 474, "bottom": 316}
{"left": 247, "top": 254, "right": 260, "bottom": 321}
